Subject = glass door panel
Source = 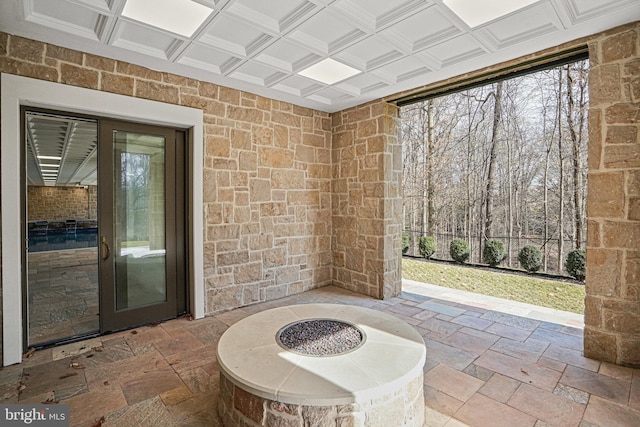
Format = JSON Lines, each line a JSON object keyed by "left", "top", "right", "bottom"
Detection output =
{"left": 99, "top": 119, "right": 178, "bottom": 332}
{"left": 24, "top": 110, "right": 100, "bottom": 347}
{"left": 113, "top": 131, "right": 167, "bottom": 310}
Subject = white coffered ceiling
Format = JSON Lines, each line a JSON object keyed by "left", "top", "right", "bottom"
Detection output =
{"left": 1, "top": 0, "right": 638, "bottom": 112}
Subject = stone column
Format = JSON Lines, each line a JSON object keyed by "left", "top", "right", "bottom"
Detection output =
{"left": 332, "top": 101, "right": 403, "bottom": 299}
{"left": 585, "top": 22, "right": 640, "bottom": 367}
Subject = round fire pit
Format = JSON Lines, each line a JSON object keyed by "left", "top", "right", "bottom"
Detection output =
{"left": 217, "top": 303, "right": 426, "bottom": 426}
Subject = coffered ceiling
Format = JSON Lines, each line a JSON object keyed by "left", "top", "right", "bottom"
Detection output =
{"left": 1, "top": 0, "right": 638, "bottom": 113}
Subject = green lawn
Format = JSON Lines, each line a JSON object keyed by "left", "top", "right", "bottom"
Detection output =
{"left": 402, "top": 258, "right": 585, "bottom": 314}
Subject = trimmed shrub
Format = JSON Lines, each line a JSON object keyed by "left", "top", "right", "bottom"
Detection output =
{"left": 483, "top": 239, "right": 507, "bottom": 267}
{"left": 402, "top": 233, "right": 410, "bottom": 254}
{"left": 418, "top": 236, "right": 436, "bottom": 259}
{"left": 565, "top": 249, "right": 586, "bottom": 281}
{"left": 518, "top": 245, "right": 542, "bottom": 273}
{"left": 449, "top": 239, "right": 470, "bottom": 263}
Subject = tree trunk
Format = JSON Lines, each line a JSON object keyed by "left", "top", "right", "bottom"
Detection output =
{"left": 543, "top": 148, "right": 550, "bottom": 271}
{"left": 566, "top": 63, "right": 586, "bottom": 250}
{"left": 427, "top": 100, "right": 435, "bottom": 236}
{"left": 557, "top": 69, "right": 564, "bottom": 272}
{"left": 507, "top": 136, "right": 513, "bottom": 267}
{"left": 484, "top": 81, "right": 503, "bottom": 242}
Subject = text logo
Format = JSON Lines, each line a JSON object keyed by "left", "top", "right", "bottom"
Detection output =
{"left": 1, "top": 405, "right": 69, "bottom": 426}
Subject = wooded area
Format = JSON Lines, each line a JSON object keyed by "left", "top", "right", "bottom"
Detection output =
{"left": 401, "top": 60, "right": 589, "bottom": 274}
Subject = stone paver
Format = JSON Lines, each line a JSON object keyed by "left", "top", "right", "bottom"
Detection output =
{"left": 3, "top": 283, "right": 639, "bottom": 426}
{"left": 560, "top": 365, "right": 632, "bottom": 405}
{"left": 582, "top": 395, "right": 640, "bottom": 426}
{"left": 478, "top": 373, "right": 521, "bottom": 403}
{"left": 454, "top": 393, "right": 536, "bottom": 427}
{"left": 490, "top": 336, "right": 549, "bottom": 363}
{"left": 475, "top": 350, "right": 562, "bottom": 391}
{"left": 507, "top": 383, "right": 586, "bottom": 426}
{"left": 424, "top": 364, "right": 484, "bottom": 402}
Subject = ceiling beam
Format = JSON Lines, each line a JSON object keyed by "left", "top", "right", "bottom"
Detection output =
{"left": 65, "top": 145, "right": 97, "bottom": 186}
{"left": 58, "top": 122, "right": 76, "bottom": 186}
{"left": 26, "top": 122, "right": 44, "bottom": 186}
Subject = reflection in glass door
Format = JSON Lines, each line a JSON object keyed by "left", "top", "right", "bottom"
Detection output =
{"left": 24, "top": 110, "right": 100, "bottom": 347}
{"left": 114, "top": 132, "right": 167, "bottom": 310}
{"left": 99, "top": 120, "right": 180, "bottom": 332}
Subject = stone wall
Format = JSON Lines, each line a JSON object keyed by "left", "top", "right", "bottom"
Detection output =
{"left": 584, "top": 23, "right": 640, "bottom": 367}
{"left": 27, "top": 185, "right": 96, "bottom": 221}
{"left": 218, "top": 371, "right": 424, "bottom": 427}
{"left": 331, "top": 101, "right": 403, "bottom": 299}
{"left": 0, "top": 32, "right": 332, "bottom": 319}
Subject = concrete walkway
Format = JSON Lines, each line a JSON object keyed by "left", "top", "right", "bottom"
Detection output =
{"left": 403, "top": 279, "right": 585, "bottom": 328}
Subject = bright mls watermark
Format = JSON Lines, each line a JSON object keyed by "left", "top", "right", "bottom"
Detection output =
{"left": 1, "top": 405, "right": 69, "bottom": 426}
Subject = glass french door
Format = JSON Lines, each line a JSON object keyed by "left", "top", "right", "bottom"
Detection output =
{"left": 23, "top": 110, "right": 186, "bottom": 349}
{"left": 98, "top": 119, "right": 184, "bottom": 332}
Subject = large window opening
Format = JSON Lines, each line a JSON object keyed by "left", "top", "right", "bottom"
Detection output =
{"left": 400, "top": 56, "right": 589, "bottom": 313}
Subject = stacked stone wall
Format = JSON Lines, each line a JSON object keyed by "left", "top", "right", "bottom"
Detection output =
{"left": 584, "top": 23, "right": 640, "bottom": 367}
{"left": 331, "top": 101, "right": 403, "bottom": 299}
{"left": 0, "top": 32, "right": 332, "bottom": 317}
{"left": 27, "top": 185, "right": 96, "bottom": 221}
{"left": 218, "top": 372, "right": 424, "bottom": 427}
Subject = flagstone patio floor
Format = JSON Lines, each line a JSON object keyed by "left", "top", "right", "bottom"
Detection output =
{"left": 1, "top": 282, "right": 639, "bottom": 426}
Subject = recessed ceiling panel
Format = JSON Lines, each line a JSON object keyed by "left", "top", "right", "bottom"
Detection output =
{"left": 24, "top": 0, "right": 104, "bottom": 40}
{"left": 229, "top": 61, "right": 288, "bottom": 87}
{"left": 382, "top": 6, "right": 462, "bottom": 53}
{"left": 70, "top": 0, "right": 112, "bottom": 13}
{"left": 111, "top": 20, "right": 184, "bottom": 60}
{"left": 178, "top": 42, "right": 242, "bottom": 74}
{"left": 335, "top": 73, "right": 389, "bottom": 96}
{"left": 224, "top": 0, "right": 318, "bottom": 33}
{"left": 424, "top": 34, "right": 487, "bottom": 68}
{"left": 334, "top": 35, "right": 404, "bottom": 71}
{"left": 272, "top": 75, "right": 324, "bottom": 97}
{"left": 333, "top": 0, "right": 429, "bottom": 31}
{"left": 557, "top": 0, "right": 638, "bottom": 24}
{"left": 308, "top": 87, "right": 354, "bottom": 106}
{"left": 198, "top": 14, "right": 273, "bottom": 57}
{"left": 288, "top": 9, "right": 367, "bottom": 54}
{"left": 254, "top": 39, "right": 321, "bottom": 73}
{"left": 371, "top": 56, "right": 432, "bottom": 84}
{"left": 475, "top": 2, "right": 563, "bottom": 49}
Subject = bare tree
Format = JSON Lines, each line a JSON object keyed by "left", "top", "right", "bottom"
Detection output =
{"left": 400, "top": 59, "right": 588, "bottom": 272}
{"left": 556, "top": 67, "right": 565, "bottom": 271}
{"left": 566, "top": 61, "right": 588, "bottom": 249}
{"left": 484, "top": 81, "right": 503, "bottom": 241}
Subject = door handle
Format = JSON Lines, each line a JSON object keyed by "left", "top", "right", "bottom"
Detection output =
{"left": 101, "top": 236, "right": 110, "bottom": 261}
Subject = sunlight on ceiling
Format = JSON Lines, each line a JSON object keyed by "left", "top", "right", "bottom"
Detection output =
{"left": 298, "top": 58, "right": 361, "bottom": 85}
{"left": 122, "top": 0, "right": 213, "bottom": 37}
{"left": 443, "top": 0, "right": 539, "bottom": 28}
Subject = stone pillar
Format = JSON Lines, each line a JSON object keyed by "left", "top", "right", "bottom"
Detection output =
{"left": 584, "top": 22, "right": 640, "bottom": 367}
{"left": 331, "top": 101, "right": 403, "bottom": 299}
